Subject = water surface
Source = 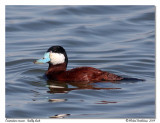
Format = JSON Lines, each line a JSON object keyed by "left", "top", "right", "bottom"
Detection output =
{"left": 6, "top": 5, "right": 155, "bottom": 118}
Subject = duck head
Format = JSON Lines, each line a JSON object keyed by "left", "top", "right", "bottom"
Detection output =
{"left": 34, "top": 46, "right": 68, "bottom": 67}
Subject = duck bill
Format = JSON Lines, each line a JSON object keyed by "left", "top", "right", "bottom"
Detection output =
{"left": 34, "top": 52, "right": 50, "bottom": 64}
{"left": 34, "top": 58, "right": 50, "bottom": 64}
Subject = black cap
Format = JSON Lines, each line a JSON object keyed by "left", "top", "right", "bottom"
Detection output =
{"left": 47, "top": 46, "right": 68, "bottom": 65}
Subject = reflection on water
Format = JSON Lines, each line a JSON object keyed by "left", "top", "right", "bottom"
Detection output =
{"left": 46, "top": 80, "right": 121, "bottom": 118}
{"left": 6, "top": 6, "right": 155, "bottom": 118}
{"left": 46, "top": 80, "right": 121, "bottom": 94}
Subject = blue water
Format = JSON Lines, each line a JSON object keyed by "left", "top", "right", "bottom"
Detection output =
{"left": 5, "top": 6, "right": 155, "bottom": 118}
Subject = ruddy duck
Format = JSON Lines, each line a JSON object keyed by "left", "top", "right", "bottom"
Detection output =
{"left": 34, "top": 46, "right": 141, "bottom": 82}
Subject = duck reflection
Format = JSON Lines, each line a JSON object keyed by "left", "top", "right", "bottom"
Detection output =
{"left": 46, "top": 80, "right": 121, "bottom": 94}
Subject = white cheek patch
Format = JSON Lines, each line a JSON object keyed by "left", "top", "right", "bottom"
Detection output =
{"left": 49, "top": 52, "right": 65, "bottom": 65}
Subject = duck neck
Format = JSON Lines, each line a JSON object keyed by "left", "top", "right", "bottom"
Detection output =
{"left": 46, "top": 62, "right": 67, "bottom": 75}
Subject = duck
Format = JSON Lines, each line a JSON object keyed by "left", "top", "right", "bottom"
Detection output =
{"left": 34, "top": 46, "right": 142, "bottom": 82}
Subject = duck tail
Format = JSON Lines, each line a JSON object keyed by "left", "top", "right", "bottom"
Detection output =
{"left": 122, "top": 77, "right": 145, "bottom": 81}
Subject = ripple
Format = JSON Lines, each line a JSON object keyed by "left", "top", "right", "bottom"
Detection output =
{"left": 6, "top": 5, "right": 155, "bottom": 118}
{"left": 6, "top": 59, "right": 34, "bottom": 66}
{"left": 129, "top": 11, "right": 155, "bottom": 23}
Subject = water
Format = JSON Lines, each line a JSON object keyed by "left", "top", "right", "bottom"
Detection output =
{"left": 5, "top": 6, "right": 155, "bottom": 118}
